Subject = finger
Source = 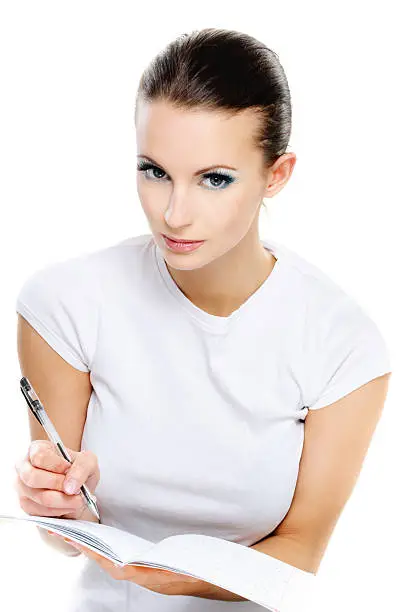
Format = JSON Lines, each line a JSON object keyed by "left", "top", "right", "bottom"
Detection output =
{"left": 59, "top": 537, "right": 89, "bottom": 554}
{"left": 60, "top": 539, "right": 123, "bottom": 571}
{"left": 62, "top": 539, "right": 119, "bottom": 571}
{"left": 18, "top": 494, "right": 83, "bottom": 517}
{"left": 28, "top": 440, "right": 72, "bottom": 474}
{"left": 16, "top": 479, "right": 86, "bottom": 513}
{"left": 15, "top": 457, "right": 69, "bottom": 492}
{"left": 63, "top": 450, "right": 99, "bottom": 495}
{"left": 62, "top": 537, "right": 85, "bottom": 551}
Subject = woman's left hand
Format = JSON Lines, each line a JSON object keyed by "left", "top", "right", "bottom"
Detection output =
{"left": 48, "top": 532, "right": 212, "bottom": 597}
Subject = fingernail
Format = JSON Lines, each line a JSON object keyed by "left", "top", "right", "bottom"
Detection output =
{"left": 64, "top": 538, "right": 76, "bottom": 546}
{"left": 64, "top": 479, "right": 79, "bottom": 494}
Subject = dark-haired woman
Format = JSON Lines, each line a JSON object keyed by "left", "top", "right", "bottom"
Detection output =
{"left": 16, "top": 28, "right": 392, "bottom": 611}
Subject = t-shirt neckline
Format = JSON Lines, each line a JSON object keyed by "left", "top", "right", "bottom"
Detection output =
{"left": 152, "top": 237, "right": 285, "bottom": 334}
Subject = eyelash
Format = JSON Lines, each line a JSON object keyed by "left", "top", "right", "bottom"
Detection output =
{"left": 137, "top": 161, "right": 235, "bottom": 191}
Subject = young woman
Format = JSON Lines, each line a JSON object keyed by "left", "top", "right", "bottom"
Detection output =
{"left": 15, "top": 28, "right": 392, "bottom": 611}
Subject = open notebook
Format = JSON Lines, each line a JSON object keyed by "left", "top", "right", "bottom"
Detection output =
{"left": 0, "top": 513, "right": 316, "bottom": 611}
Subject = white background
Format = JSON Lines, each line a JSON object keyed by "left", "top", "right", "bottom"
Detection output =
{"left": 0, "top": 2, "right": 405, "bottom": 611}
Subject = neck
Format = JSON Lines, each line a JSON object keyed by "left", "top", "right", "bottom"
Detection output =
{"left": 163, "top": 225, "right": 276, "bottom": 318}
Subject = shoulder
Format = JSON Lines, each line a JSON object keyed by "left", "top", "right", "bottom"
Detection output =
{"left": 274, "top": 241, "right": 349, "bottom": 302}
{"left": 15, "top": 234, "right": 154, "bottom": 372}
{"left": 271, "top": 241, "right": 390, "bottom": 377}
{"left": 16, "top": 233, "right": 154, "bottom": 301}
{"left": 274, "top": 240, "right": 373, "bottom": 328}
{"left": 272, "top": 244, "right": 392, "bottom": 410}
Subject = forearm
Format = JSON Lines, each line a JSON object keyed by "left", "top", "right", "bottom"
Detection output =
{"left": 193, "top": 582, "right": 247, "bottom": 601}
{"left": 37, "top": 506, "right": 100, "bottom": 557}
{"left": 251, "top": 532, "right": 320, "bottom": 574}
{"left": 194, "top": 534, "right": 318, "bottom": 602}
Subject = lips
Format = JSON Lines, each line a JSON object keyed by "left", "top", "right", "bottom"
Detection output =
{"left": 162, "top": 234, "right": 203, "bottom": 243}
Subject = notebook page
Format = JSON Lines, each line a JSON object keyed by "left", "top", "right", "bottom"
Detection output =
{"left": 0, "top": 514, "right": 155, "bottom": 564}
{"left": 126, "top": 533, "right": 316, "bottom": 611}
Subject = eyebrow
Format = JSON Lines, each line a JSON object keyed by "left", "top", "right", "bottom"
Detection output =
{"left": 137, "top": 154, "right": 238, "bottom": 175}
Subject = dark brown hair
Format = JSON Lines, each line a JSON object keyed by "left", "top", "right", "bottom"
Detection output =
{"left": 135, "top": 28, "right": 292, "bottom": 205}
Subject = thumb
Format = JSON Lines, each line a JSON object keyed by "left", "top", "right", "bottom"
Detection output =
{"left": 63, "top": 450, "right": 99, "bottom": 495}
{"left": 61, "top": 447, "right": 82, "bottom": 473}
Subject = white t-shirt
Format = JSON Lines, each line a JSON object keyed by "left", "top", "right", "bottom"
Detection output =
{"left": 15, "top": 233, "right": 392, "bottom": 611}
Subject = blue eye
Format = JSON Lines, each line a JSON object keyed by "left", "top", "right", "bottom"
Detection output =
{"left": 137, "top": 161, "right": 235, "bottom": 191}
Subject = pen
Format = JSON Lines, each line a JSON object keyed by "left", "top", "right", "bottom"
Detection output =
{"left": 19, "top": 376, "right": 100, "bottom": 521}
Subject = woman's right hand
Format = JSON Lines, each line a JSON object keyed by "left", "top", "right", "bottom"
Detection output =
{"left": 14, "top": 439, "right": 100, "bottom": 520}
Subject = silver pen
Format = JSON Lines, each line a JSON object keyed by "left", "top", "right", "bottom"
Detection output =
{"left": 19, "top": 376, "right": 100, "bottom": 521}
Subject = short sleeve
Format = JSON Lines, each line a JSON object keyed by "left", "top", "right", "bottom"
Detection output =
{"left": 306, "top": 298, "right": 392, "bottom": 411}
{"left": 16, "top": 259, "right": 99, "bottom": 373}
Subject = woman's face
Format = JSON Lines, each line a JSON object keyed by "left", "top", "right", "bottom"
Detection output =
{"left": 135, "top": 98, "right": 292, "bottom": 270}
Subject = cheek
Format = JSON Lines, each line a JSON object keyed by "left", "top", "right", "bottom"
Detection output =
{"left": 212, "top": 196, "right": 253, "bottom": 234}
{"left": 137, "top": 189, "right": 159, "bottom": 220}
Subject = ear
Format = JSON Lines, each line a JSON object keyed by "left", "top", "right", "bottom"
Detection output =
{"left": 262, "top": 152, "right": 297, "bottom": 199}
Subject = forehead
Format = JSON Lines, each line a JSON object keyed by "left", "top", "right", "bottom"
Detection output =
{"left": 136, "top": 99, "right": 260, "bottom": 162}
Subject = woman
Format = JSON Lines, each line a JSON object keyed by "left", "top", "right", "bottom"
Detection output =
{"left": 15, "top": 28, "right": 392, "bottom": 611}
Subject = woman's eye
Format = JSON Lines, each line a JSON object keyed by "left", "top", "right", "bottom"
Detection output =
{"left": 202, "top": 174, "right": 234, "bottom": 189}
{"left": 144, "top": 166, "right": 168, "bottom": 181}
{"left": 137, "top": 162, "right": 234, "bottom": 190}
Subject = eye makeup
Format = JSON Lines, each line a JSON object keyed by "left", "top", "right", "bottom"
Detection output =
{"left": 136, "top": 159, "right": 237, "bottom": 191}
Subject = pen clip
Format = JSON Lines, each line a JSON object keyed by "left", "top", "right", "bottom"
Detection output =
{"left": 20, "top": 378, "right": 42, "bottom": 425}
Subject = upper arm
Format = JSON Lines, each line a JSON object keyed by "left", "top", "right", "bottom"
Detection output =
{"left": 273, "top": 372, "right": 391, "bottom": 567}
{"left": 17, "top": 313, "right": 92, "bottom": 452}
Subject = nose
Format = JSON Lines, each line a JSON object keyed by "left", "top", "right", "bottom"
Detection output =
{"left": 164, "top": 197, "right": 194, "bottom": 229}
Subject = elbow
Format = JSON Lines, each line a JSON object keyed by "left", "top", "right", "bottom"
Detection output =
{"left": 253, "top": 532, "right": 323, "bottom": 575}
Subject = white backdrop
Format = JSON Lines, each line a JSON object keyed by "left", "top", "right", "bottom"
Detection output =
{"left": 0, "top": 2, "right": 405, "bottom": 611}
